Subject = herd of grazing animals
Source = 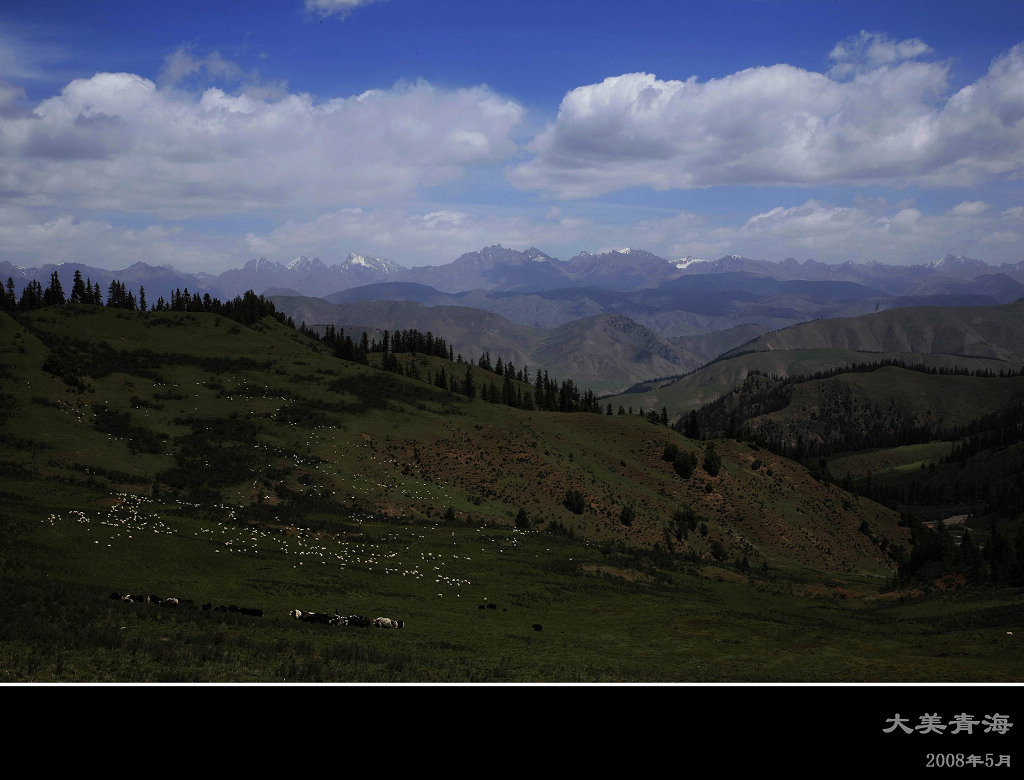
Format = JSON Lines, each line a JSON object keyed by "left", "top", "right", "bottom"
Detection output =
{"left": 110, "top": 594, "right": 546, "bottom": 633}
{"left": 108, "top": 592, "right": 403, "bottom": 627}
{"left": 288, "top": 609, "right": 405, "bottom": 629}
{"left": 109, "top": 592, "right": 264, "bottom": 618}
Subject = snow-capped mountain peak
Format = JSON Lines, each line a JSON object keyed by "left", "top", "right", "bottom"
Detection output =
{"left": 930, "top": 254, "right": 988, "bottom": 272}
{"left": 342, "top": 252, "right": 400, "bottom": 274}
{"left": 524, "top": 247, "right": 552, "bottom": 262}
{"left": 344, "top": 253, "right": 372, "bottom": 268}
{"left": 674, "top": 256, "right": 705, "bottom": 269}
{"left": 245, "top": 257, "right": 281, "bottom": 272}
{"left": 286, "top": 255, "right": 325, "bottom": 272}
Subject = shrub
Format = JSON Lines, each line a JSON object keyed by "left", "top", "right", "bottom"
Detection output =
{"left": 703, "top": 443, "right": 722, "bottom": 477}
{"left": 563, "top": 489, "right": 585, "bottom": 515}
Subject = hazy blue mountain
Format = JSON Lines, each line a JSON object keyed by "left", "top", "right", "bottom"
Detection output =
{"left": 271, "top": 295, "right": 701, "bottom": 394}
{"left": 396, "top": 245, "right": 569, "bottom": 293}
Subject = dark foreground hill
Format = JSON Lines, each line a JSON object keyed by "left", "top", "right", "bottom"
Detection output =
{"left": 2, "top": 303, "right": 1022, "bottom": 682}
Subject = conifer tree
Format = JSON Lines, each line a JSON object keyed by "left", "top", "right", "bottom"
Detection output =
{"left": 2, "top": 277, "right": 14, "bottom": 309}
{"left": 70, "top": 270, "right": 87, "bottom": 303}
{"left": 44, "top": 271, "right": 65, "bottom": 306}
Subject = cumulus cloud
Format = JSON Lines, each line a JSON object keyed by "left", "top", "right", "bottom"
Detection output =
{"left": 241, "top": 205, "right": 608, "bottom": 266}
{"left": 3, "top": 191, "right": 1021, "bottom": 272}
{"left": 725, "top": 199, "right": 1023, "bottom": 263}
{"left": 304, "top": 0, "right": 386, "bottom": 20}
{"left": 980, "top": 231, "right": 1019, "bottom": 245}
{"left": 828, "top": 30, "right": 933, "bottom": 78}
{"left": 0, "top": 79, "right": 26, "bottom": 116}
{"left": 159, "top": 47, "right": 249, "bottom": 87}
{"left": 0, "top": 71, "right": 523, "bottom": 218}
{"left": 510, "top": 36, "right": 1024, "bottom": 198}
{"left": 948, "top": 200, "right": 990, "bottom": 216}
{"left": 0, "top": 208, "right": 232, "bottom": 269}
{"left": 234, "top": 195, "right": 1024, "bottom": 270}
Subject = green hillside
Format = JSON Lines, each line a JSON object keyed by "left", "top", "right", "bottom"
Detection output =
{"left": 605, "top": 347, "right": 1016, "bottom": 419}
{"left": 2, "top": 303, "right": 1022, "bottom": 682}
{"left": 719, "top": 300, "right": 1024, "bottom": 363}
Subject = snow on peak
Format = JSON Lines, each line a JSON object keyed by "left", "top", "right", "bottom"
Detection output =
{"left": 246, "top": 257, "right": 279, "bottom": 271}
{"left": 931, "top": 254, "right": 987, "bottom": 271}
{"left": 286, "top": 255, "right": 324, "bottom": 272}
{"left": 674, "top": 256, "right": 705, "bottom": 269}
{"left": 618, "top": 247, "right": 633, "bottom": 254}
{"left": 343, "top": 252, "right": 394, "bottom": 273}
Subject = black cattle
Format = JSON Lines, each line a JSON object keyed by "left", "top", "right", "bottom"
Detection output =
{"left": 487, "top": 603, "right": 497, "bottom": 610}
{"left": 202, "top": 602, "right": 212, "bottom": 611}
{"left": 533, "top": 624, "right": 543, "bottom": 631}
{"left": 109, "top": 592, "right": 123, "bottom": 600}
{"left": 478, "top": 604, "right": 486, "bottom": 610}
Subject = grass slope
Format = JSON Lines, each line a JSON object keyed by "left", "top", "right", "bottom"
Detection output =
{"left": 605, "top": 347, "right": 1017, "bottom": 418}
{"left": 2, "top": 305, "right": 1021, "bottom": 682}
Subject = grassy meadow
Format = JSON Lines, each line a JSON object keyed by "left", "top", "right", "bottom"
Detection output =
{"left": 1, "top": 305, "right": 1022, "bottom": 683}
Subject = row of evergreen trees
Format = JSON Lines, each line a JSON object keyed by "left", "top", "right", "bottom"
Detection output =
{"left": 300, "top": 321, "right": 606, "bottom": 414}
{"left": 898, "top": 514, "right": 1024, "bottom": 587}
{"left": 2, "top": 270, "right": 288, "bottom": 328}
{"left": 10, "top": 270, "right": 633, "bottom": 420}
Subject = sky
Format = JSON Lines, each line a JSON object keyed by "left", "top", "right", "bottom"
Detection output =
{"left": 0, "top": 0, "right": 1022, "bottom": 272}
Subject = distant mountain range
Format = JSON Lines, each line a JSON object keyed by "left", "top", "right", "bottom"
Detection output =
{"left": 268, "top": 295, "right": 701, "bottom": 394}
{"left": 5, "top": 247, "right": 1023, "bottom": 305}
{"left": 4, "top": 247, "right": 1023, "bottom": 393}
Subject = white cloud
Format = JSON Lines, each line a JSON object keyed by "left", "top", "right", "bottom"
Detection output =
{"left": 242, "top": 206, "right": 605, "bottom": 266}
{"left": 0, "top": 210, "right": 230, "bottom": 270}
{"left": 0, "top": 29, "right": 68, "bottom": 82}
{"left": 158, "top": 47, "right": 249, "bottom": 87}
{"left": 303, "top": 0, "right": 386, "bottom": 20}
{"left": 948, "top": 200, "right": 990, "bottom": 216}
{"left": 3, "top": 193, "right": 1021, "bottom": 273}
{"left": 0, "top": 71, "right": 523, "bottom": 218}
{"left": 0, "top": 79, "right": 26, "bottom": 115}
{"left": 721, "top": 199, "right": 1023, "bottom": 263}
{"left": 828, "top": 30, "right": 933, "bottom": 79}
{"left": 233, "top": 196, "right": 1024, "bottom": 270}
{"left": 980, "top": 231, "right": 1019, "bottom": 245}
{"left": 511, "top": 37, "right": 1024, "bottom": 198}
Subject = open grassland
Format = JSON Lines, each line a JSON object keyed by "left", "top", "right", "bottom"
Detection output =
{"left": 828, "top": 442, "right": 955, "bottom": 483}
{"left": 3, "top": 483, "right": 1022, "bottom": 682}
{"left": 1, "top": 305, "right": 1021, "bottom": 682}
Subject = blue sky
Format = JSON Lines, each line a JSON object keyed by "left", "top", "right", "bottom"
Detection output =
{"left": 1, "top": 0, "right": 1022, "bottom": 271}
